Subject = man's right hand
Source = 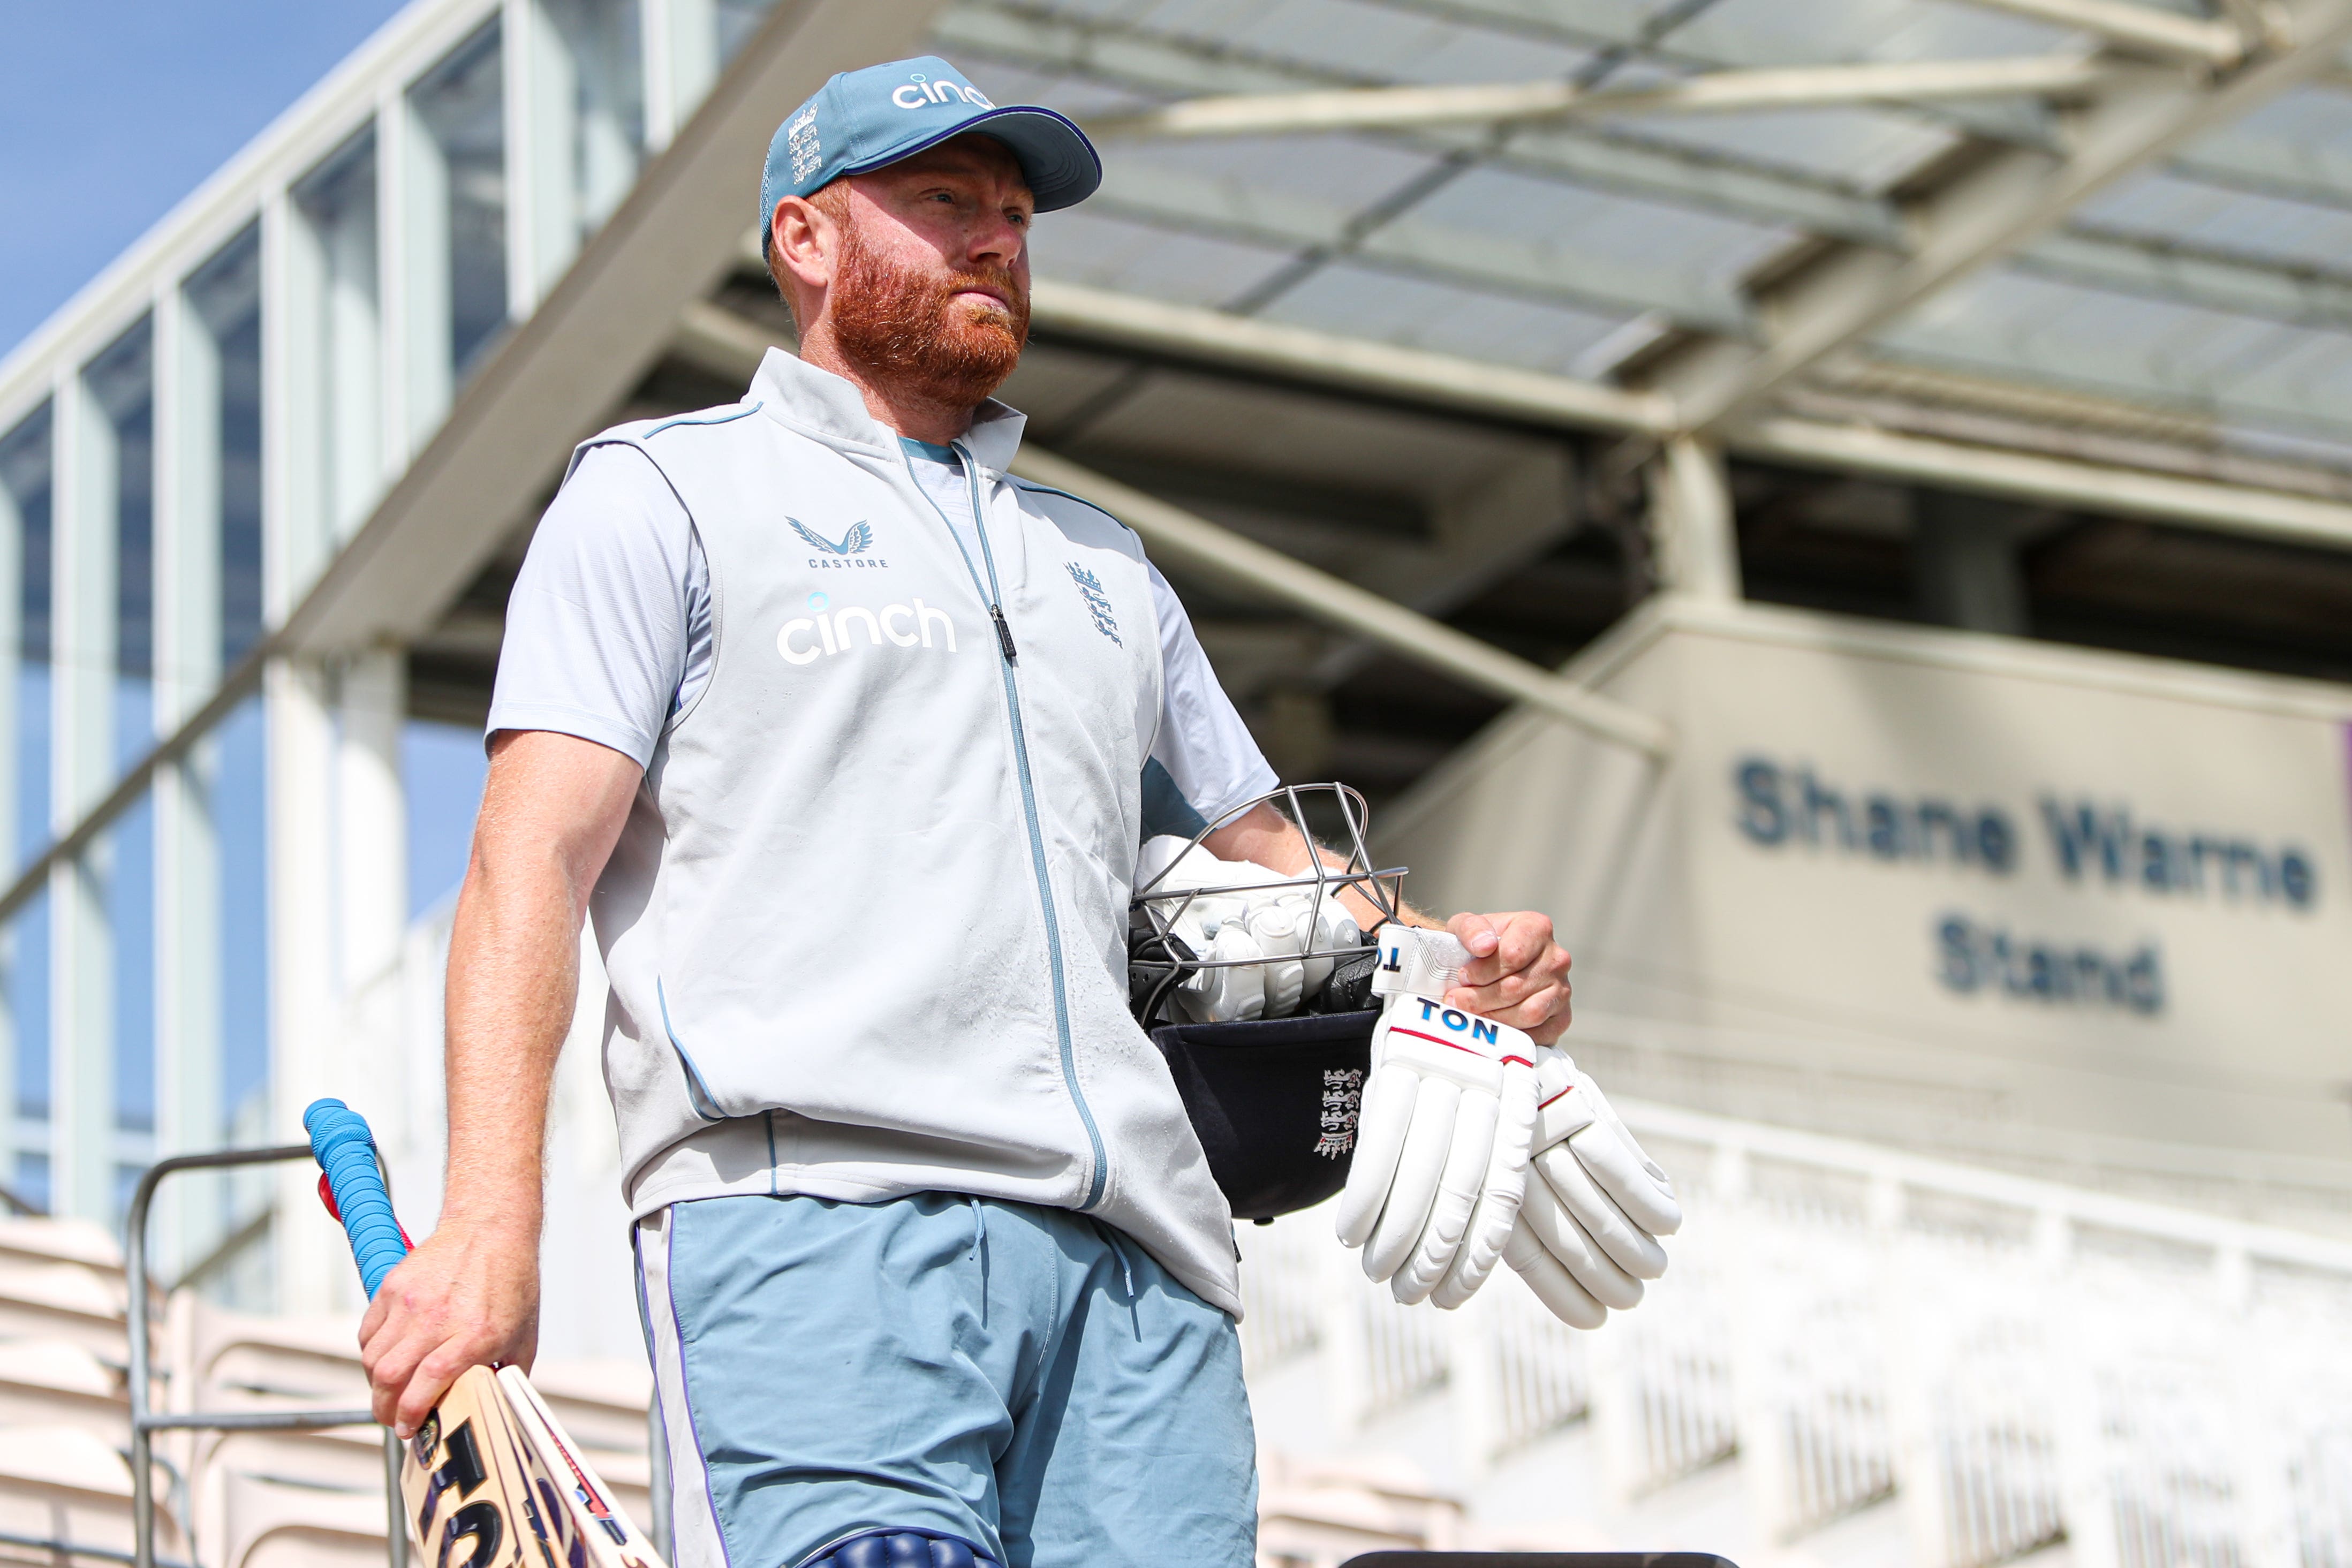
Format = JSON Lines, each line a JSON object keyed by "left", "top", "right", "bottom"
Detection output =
{"left": 367, "top": 729, "right": 638, "bottom": 1435}
{"left": 358, "top": 1217, "right": 541, "bottom": 1437}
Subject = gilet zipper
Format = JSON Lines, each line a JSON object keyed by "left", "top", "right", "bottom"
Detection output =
{"left": 909, "top": 444, "right": 1109, "bottom": 1210}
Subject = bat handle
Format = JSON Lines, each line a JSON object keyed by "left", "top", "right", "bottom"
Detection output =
{"left": 304, "top": 1098, "right": 411, "bottom": 1299}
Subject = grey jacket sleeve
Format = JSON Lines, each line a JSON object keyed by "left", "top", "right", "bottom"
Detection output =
{"left": 1143, "top": 563, "right": 1280, "bottom": 840}
{"left": 487, "top": 442, "right": 707, "bottom": 767}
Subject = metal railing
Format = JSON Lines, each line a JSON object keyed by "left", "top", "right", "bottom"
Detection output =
{"left": 126, "top": 1144, "right": 407, "bottom": 1568}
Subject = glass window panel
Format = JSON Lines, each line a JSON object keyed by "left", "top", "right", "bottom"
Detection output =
{"left": 412, "top": 22, "right": 511, "bottom": 386}
{"left": 553, "top": 0, "right": 645, "bottom": 242}
{"left": 0, "top": 405, "right": 48, "bottom": 1148}
{"left": 12, "top": 1152, "right": 46, "bottom": 1215}
{"left": 105, "top": 801, "right": 154, "bottom": 1138}
{"left": 216, "top": 695, "right": 268, "bottom": 1142}
{"left": 81, "top": 323, "right": 157, "bottom": 1153}
{"left": 0, "top": 404, "right": 50, "bottom": 881}
{"left": 7, "top": 895, "right": 46, "bottom": 1128}
{"left": 291, "top": 130, "right": 382, "bottom": 557}
{"left": 169, "top": 225, "right": 273, "bottom": 1150}
{"left": 83, "top": 322, "right": 155, "bottom": 752}
{"left": 186, "top": 226, "right": 266, "bottom": 665}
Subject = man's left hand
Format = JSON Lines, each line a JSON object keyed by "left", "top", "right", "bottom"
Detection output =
{"left": 1441, "top": 912, "right": 1572, "bottom": 1044}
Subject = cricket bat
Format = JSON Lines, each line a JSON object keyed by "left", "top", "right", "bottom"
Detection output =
{"left": 496, "top": 1366, "right": 665, "bottom": 1568}
{"left": 306, "top": 1097, "right": 670, "bottom": 1568}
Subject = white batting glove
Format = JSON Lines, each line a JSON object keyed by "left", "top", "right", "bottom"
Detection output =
{"left": 1335, "top": 927, "right": 1538, "bottom": 1309}
{"left": 1503, "top": 1051, "right": 1680, "bottom": 1329}
{"left": 1172, "top": 920, "right": 1266, "bottom": 1022}
{"left": 1138, "top": 838, "right": 1360, "bottom": 1022}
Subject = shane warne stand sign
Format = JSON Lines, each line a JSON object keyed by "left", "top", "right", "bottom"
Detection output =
{"left": 1381, "top": 596, "right": 2352, "bottom": 1168}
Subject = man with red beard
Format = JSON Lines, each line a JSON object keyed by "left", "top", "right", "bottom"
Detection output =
{"left": 357, "top": 55, "right": 1572, "bottom": 1568}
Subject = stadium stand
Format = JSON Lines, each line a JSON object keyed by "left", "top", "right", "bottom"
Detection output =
{"left": 0, "top": 1099, "right": 2342, "bottom": 1568}
{"left": 0, "top": 1219, "right": 182, "bottom": 1566}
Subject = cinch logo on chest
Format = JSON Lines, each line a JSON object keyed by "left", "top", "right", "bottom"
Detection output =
{"left": 777, "top": 594, "right": 958, "bottom": 665}
{"left": 791, "top": 517, "right": 890, "bottom": 570}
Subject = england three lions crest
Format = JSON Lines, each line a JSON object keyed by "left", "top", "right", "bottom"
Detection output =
{"left": 1066, "top": 562, "right": 1122, "bottom": 646}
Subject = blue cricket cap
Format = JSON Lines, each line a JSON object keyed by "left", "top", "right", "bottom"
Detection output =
{"left": 760, "top": 57, "right": 1100, "bottom": 252}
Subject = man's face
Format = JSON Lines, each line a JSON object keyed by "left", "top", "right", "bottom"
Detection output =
{"left": 820, "top": 137, "right": 1035, "bottom": 411}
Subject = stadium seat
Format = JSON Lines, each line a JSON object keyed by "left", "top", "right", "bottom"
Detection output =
{"left": 0, "top": 1339, "right": 128, "bottom": 1443}
{"left": 0, "top": 1260, "right": 134, "bottom": 1359}
{"left": 216, "top": 1469, "right": 387, "bottom": 1568}
{"left": 0, "top": 1424, "right": 182, "bottom": 1565}
{"left": 0, "top": 1216, "right": 123, "bottom": 1277}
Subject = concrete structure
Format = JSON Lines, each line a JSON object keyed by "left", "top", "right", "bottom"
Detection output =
{"left": 4, "top": 0, "right": 2352, "bottom": 1563}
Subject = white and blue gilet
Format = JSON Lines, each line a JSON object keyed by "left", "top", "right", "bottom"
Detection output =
{"left": 578, "top": 351, "right": 1240, "bottom": 1315}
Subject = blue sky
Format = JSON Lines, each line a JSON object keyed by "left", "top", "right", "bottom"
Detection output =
{"left": 0, "top": 0, "right": 407, "bottom": 356}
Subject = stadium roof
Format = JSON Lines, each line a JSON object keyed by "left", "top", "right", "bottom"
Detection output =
{"left": 980, "top": 0, "right": 2352, "bottom": 484}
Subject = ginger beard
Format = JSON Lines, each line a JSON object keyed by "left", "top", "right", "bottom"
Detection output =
{"left": 823, "top": 204, "right": 1030, "bottom": 411}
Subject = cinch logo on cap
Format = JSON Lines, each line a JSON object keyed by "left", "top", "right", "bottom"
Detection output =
{"left": 890, "top": 72, "right": 996, "bottom": 111}
{"left": 759, "top": 55, "right": 1103, "bottom": 250}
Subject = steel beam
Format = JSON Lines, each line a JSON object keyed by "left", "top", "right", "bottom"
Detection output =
{"left": 1866, "top": 283, "right": 2352, "bottom": 443}
{"left": 1962, "top": 0, "right": 2253, "bottom": 65}
{"left": 1304, "top": 445, "right": 1582, "bottom": 692}
{"left": 2015, "top": 228, "right": 2352, "bottom": 332}
{"left": 1645, "top": 0, "right": 2352, "bottom": 434}
{"left": 1005, "top": 279, "right": 2352, "bottom": 548}
{"left": 1649, "top": 434, "right": 1742, "bottom": 600}
{"left": 1022, "top": 281, "right": 1675, "bottom": 434}
{"left": 1009, "top": 446, "right": 1675, "bottom": 757}
{"left": 1740, "top": 415, "right": 2352, "bottom": 549}
{"left": 1082, "top": 56, "right": 2109, "bottom": 140}
{"left": 2172, "top": 120, "right": 2352, "bottom": 213}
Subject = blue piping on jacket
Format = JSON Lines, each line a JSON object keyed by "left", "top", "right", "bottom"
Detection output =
{"left": 655, "top": 978, "right": 729, "bottom": 1122}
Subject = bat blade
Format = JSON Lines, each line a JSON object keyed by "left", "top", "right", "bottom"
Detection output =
{"left": 400, "top": 1365, "right": 553, "bottom": 1568}
{"left": 496, "top": 1365, "right": 669, "bottom": 1568}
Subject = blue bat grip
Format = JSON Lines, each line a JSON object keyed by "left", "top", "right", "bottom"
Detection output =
{"left": 304, "top": 1098, "right": 411, "bottom": 1299}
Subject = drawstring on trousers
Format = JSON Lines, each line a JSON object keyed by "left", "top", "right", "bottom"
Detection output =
{"left": 1090, "top": 1219, "right": 1143, "bottom": 1342}
{"left": 968, "top": 1195, "right": 985, "bottom": 1261}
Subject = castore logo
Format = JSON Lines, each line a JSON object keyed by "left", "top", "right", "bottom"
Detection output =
{"left": 790, "top": 517, "right": 889, "bottom": 570}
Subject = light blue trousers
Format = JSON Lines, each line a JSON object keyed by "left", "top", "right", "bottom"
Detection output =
{"left": 637, "top": 1193, "right": 1258, "bottom": 1568}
